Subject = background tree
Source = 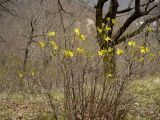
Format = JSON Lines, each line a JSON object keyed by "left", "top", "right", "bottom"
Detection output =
{"left": 95, "top": 0, "right": 160, "bottom": 77}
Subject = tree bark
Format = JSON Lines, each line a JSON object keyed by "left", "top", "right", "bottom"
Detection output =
{"left": 95, "top": 0, "right": 160, "bottom": 78}
{"left": 103, "top": 48, "right": 116, "bottom": 78}
{"left": 96, "top": 0, "right": 118, "bottom": 78}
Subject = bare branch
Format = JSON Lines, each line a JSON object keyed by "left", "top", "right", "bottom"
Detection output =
{"left": 57, "top": 0, "right": 72, "bottom": 16}
{"left": 96, "top": 0, "right": 109, "bottom": 27}
{"left": 117, "top": 0, "right": 155, "bottom": 14}
{"left": 113, "top": 12, "right": 143, "bottom": 42}
{"left": 135, "top": 0, "right": 140, "bottom": 13}
{"left": 113, "top": 0, "right": 159, "bottom": 42}
{"left": 146, "top": 5, "right": 158, "bottom": 14}
{"left": 117, "top": 8, "right": 133, "bottom": 14}
{"left": 116, "top": 14, "right": 160, "bottom": 45}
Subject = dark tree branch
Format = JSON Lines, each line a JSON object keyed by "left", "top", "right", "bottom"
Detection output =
{"left": 113, "top": 12, "right": 143, "bottom": 42}
{"left": 0, "top": 2, "right": 26, "bottom": 20}
{"left": 105, "top": 0, "right": 119, "bottom": 37}
{"left": 135, "top": 0, "right": 140, "bottom": 13}
{"left": 57, "top": 0, "right": 72, "bottom": 16}
{"left": 116, "top": 14, "right": 160, "bottom": 45}
{"left": 145, "top": 0, "right": 153, "bottom": 12}
{"left": 117, "top": 8, "right": 133, "bottom": 14}
{"left": 96, "top": 0, "right": 119, "bottom": 49}
{"left": 128, "top": 0, "right": 134, "bottom": 8}
{"left": 113, "top": 0, "right": 158, "bottom": 43}
{"left": 96, "top": 0, "right": 109, "bottom": 27}
{"left": 146, "top": 5, "right": 158, "bottom": 14}
{"left": 117, "top": 0, "right": 155, "bottom": 14}
{"left": 103, "top": 0, "right": 119, "bottom": 23}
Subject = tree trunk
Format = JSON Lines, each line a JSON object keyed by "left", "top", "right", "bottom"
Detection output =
{"left": 95, "top": 0, "right": 119, "bottom": 78}
{"left": 103, "top": 47, "right": 116, "bottom": 78}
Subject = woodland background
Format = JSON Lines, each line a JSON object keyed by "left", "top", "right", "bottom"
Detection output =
{"left": 0, "top": 0, "right": 160, "bottom": 120}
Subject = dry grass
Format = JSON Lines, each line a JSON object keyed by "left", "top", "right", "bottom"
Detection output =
{"left": 0, "top": 91, "right": 64, "bottom": 120}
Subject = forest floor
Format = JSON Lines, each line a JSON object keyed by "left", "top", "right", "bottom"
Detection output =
{"left": 0, "top": 91, "right": 63, "bottom": 120}
{"left": 0, "top": 76, "right": 160, "bottom": 120}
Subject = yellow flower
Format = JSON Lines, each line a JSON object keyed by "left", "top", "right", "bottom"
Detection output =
{"left": 108, "top": 47, "right": 113, "bottom": 53}
{"left": 102, "top": 23, "right": 105, "bottom": 27}
{"left": 53, "top": 44, "right": 58, "bottom": 50}
{"left": 138, "top": 57, "right": 144, "bottom": 62}
{"left": 146, "top": 26, "right": 153, "bottom": 32}
{"left": 76, "top": 47, "right": 84, "bottom": 54}
{"left": 74, "top": 28, "right": 86, "bottom": 40}
{"left": 140, "top": 46, "right": 149, "bottom": 53}
{"left": 38, "top": 41, "right": 45, "bottom": 48}
{"left": 112, "top": 19, "right": 116, "bottom": 24}
{"left": 31, "top": 71, "right": 35, "bottom": 76}
{"left": 50, "top": 40, "right": 55, "bottom": 46}
{"left": 104, "top": 36, "right": 112, "bottom": 42}
{"left": 105, "top": 26, "right": 111, "bottom": 31}
{"left": 50, "top": 40, "right": 58, "bottom": 49}
{"left": 128, "top": 41, "right": 136, "bottom": 46}
{"left": 140, "top": 47, "right": 145, "bottom": 53}
{"left": 74, "top": 28, "right": 80, "bottom": 35}
{"left": 106, "top": 73, "right": 113, "bottom": 78}
{"left": 79, "top": 34, "right": 85, "bottom": 40}
{"left": 64, "top": 50, "right": 74, "bottom": 57}
{"left": 145, "top": 47, "right": 150, "bottom": 52}
{"left": 106, "top": 17, "right": 110, "bottom": 21}
{"left": 97, "top": 28, "right": 102, "bottom": 33}
{"left": 149, "top": 53, "right": 156, "bottom": 59}
{"left": 116, "top": 48, "right": 124, "bottom": 55}
{"left": 98, "top": 49, "right": 107, "bottom": 56}
{"left": 18, "top": 72, "right": 23, "bottom": 78}
{"left": 48, "top": 32, "right": 56, "bottom": 37}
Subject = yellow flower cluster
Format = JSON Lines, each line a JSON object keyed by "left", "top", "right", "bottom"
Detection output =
{"left": 97, "top": 28, "right": 103, "bottom": 33}
{"left": 105, "top": 26, "right": 111, "bottom": 31}
{"left": 38, "top": 41, "right": 45, "bottom": 48}
{"left": 139, "top": 46, "right": 149, "bottom": 53}
{"left": 97, "top": 26, "right": 112, "bottom": 33}
{"left": 31, "top": 71, "right": 35, "bottom": 76}
{"left": 79, "top": 34, "right": 85, "bottom": 41}
{"left": 50, "top": 40, "right": 58, "bottom": 50}
{"left": 48, "top": 31, "right": 56, "bottom": 37}
{"left": 106, "top": 17, "right": 110, "bottom": 21}
{"left": 106, "top": 73, "right": 113, "bottom": 78}
{"left": 112, "top": 19, "right": 116, "bottom": 24}
{"left": 106, "top": 17, "right": 116, "bottom": 24}
{"left": 108, "top": 47, "right": 113, "bottom": 52}
{"left": 31, "top": 69, "right": 36, "bottom": 76}
{"left": 98, "top": 47, "right": 113, "bottom": 56}
{"left": 116, "top": 48, "right": 124, "bottom": 55}
{"left": 146, "top": 26, "right": 153, "bottom": 32}
{"left": 74, "top": 28, "right": 85, "bottom": 40}
{"left": 97, "top": 18, "right": 116, "bottom": 35}
{"left": 128, "top": 41, "right": 136, "bottom": 47}
{"left": 38, "top": 31, "right": 58, "bottom": 49}
{"left": 138, "top": 57, "right": 144, "bottom": 62}
{"left": 18, "top": 72, "right": 23, "bottom": 78}
{"left": 74, "top": 28, "right": 80, "bottom": 36}
{"left": 98, "top": 49, "right": 108, "bottom": 56}
{"left": 63, "top": 47, "right": 85, "bottom": 58}
{"left": 102, "top": 23, "right": 105, "bottom": 27}
{"left": 64, "top": 50, "right": 74, "bottom": 57}
{"left": 76, "top": 47, "right": 84, "bottom": 54}
{"left": 104, "top": 36, "right": 112, "bottom": 42}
